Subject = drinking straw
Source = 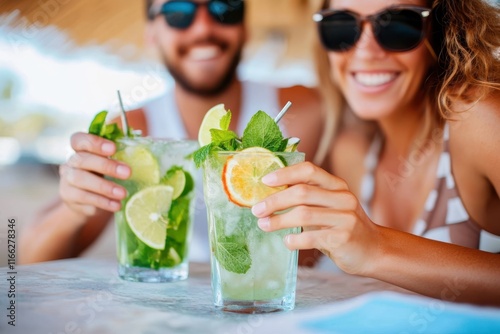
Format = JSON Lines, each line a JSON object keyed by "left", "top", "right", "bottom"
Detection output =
{"left": 117, "top": 90, "right": 130, "bottom": 137}
{"left": 274, "top": 101, "right": 292, "bottom": 124}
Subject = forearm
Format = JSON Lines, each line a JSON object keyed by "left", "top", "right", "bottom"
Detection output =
{"left": 369, "top": 226, "right": 500, "bottom": 306}
{"left": 19, "top": 200, "right": 110, "bottom": 264}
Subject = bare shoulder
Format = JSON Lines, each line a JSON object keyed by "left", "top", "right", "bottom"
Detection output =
{"left": 448, "top": 90, "right": 500, "bottom": 231}
{"left": 109, "top": 108, "right": 148, "bottom": 136}
{"left": 277, "top": 86, "right": 323, "bottom": 162}
{"left": 332, "top": 127, "right": 372, "bottom": 196}
{"left": 277, "top": 85, "right": 323, "bottom": 127}
{"left": 448, "top": 91, "right": 500, "bottom": 169}
{"left": 278, "top": 85, "right": 322, "bottom": 113}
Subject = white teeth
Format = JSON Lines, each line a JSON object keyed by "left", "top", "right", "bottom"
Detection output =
{"left": 354, "top": 73, "right": 396, "bottom": 87}
{"left": 188, "top": 46, "right": 220, "bottom": 60}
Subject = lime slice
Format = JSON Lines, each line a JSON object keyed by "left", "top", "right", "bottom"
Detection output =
{"left": 161, "top": 168, "right": 186, "bottom": 200}
{"left": 222, "top": 147, "right": 287, "bottom": 207}
{"left": 125, "top": 185, "right": 174, "bottom": 250}
{"left": 113, "top": 145, "right": 160, "bottom": 185}
{"left": 198, "top": 103, "right": 228, "bottom": 146}
{"left": 181, "top": 171, "right": 194, "bottom": 197}
{"left": 285, "top": 137, "right": 301, "bottom": 152}
{"left": 167, "top": 248, "right": 182, "bottom": 266}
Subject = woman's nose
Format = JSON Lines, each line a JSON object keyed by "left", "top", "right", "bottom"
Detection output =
{"left": 352, "top": 21, "right": 387, "bottom": 59}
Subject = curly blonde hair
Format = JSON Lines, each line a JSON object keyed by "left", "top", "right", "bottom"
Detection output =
{"left": 316, "top": 0, "right": 500, "bottom": 124}
{"left": 430, "top": 0, "right": 500, "bottom": 118}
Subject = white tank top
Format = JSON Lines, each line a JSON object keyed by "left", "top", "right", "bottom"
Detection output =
{"left": 143, "top": 81, "right": 283, "bottom": 262}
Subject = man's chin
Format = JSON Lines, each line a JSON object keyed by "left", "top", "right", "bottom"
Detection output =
{"left": 163, "top": 50, "right": 241, "bottom": 97}
{"left": 175, "top": 76, "right": 236, "bottom": 97}
{"left": 168, "top": 65, "right": 238, "bottom": 96}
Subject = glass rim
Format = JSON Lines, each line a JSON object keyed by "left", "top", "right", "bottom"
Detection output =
{"left": 115, "top": 137, "right": 198, "bottom": 144}
{"left": 214, "top": 150, "right": 305, "bottom": 157}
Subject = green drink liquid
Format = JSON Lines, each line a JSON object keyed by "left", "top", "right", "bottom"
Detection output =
{"left": 203, "top": 150, "right": 304, "bottom": 312}
{"left": 111, "top": 137, "right": 198, "bottom": 282}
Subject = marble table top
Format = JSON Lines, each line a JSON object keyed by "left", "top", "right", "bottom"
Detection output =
{"left": 0, "top": 258, "right": 411, "bottom": 333}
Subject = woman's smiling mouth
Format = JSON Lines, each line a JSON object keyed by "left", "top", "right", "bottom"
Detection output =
{"left": 353, "top": 72, "right": 399, "bottom": 87}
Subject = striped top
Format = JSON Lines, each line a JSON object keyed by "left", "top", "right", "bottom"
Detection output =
{"left": 360, "top": 124, "right": 482, "bottom": 248}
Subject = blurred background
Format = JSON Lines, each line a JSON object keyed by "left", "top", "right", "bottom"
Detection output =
{"left": 5, "top": 0, "right": 497, "bottom": 266}
{"left": 0, "top": 0, "right": 322, "bottom": 265}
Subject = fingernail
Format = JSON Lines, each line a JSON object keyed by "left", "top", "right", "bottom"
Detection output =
{"left": 102, "top": 142, "right": 114, "bottom": 154}
{"left": 116, "top": 165, "right": 130, "bottom": 177}
{"left": 261, "top": 172, "right": 277, "bottom": 185}
{"left": 283, "top": 234, "right": 290, "bottom": 245}
{"left": 257, "top": 217, "right": 270, "bottom": 230}
{"left": 251, "top": 202, "right": 266, "bottom": 216}
{"left": 112, "top": 187, "right": 126, "bottom": 198}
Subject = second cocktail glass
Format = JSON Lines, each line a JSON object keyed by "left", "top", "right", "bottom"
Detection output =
{"left": 203, "top": 149, "right": 305, "bottom": 313}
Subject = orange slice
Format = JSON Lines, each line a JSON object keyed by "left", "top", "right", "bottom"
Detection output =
{"left": 222, "top": 147, "right": 287, "bottom": 207}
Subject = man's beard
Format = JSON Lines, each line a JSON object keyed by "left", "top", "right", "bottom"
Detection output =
{"left": 162, "top": 42, "right": 243, "bottom": 97}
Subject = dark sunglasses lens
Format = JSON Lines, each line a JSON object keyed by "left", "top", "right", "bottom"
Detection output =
{"left": 208, "top": 0, "right": 244, "bottom": 24}
{"left": 376, "top": 9, "right": 424, "bottom": 51}
{"left": 319, "top": 12, "right": 359, "bottom": 51}
{"left": 162, "top": 1, "right": 197, "bottom": 29}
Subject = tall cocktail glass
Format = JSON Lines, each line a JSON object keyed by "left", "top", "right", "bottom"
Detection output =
{"left": 202, "top": 150, "right": 305, "bottom": 313}
{"left": 111, "top": 137, "right": 198, "bottom": 282}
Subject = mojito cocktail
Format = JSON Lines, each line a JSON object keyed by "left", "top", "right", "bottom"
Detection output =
{"left": 203, "top": 149, "right": 303, "bottom": 313}
{"left": 194, "top": 103, "right": 304, "bottom": 312}
{"left": 112, "top": 137, "right": 198, "bottom": 282}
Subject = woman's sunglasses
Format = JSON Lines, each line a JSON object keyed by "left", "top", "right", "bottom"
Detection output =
{"left": 148, "top": 0, "right": 244, "bottom": 29}
{"left": 313, "top": 6, "right": 431, "bottom": 52}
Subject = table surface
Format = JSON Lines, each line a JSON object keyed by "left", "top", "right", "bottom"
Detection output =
{"left": 0, "top": 258, "right": 412, "bottom": 334}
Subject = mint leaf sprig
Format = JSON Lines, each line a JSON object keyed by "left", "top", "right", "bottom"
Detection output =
{"left": 192, "top": 110, "right": 290, "bottom": 168}
{"left": 242, "top": 111, "right": 287, "bottom": 151}
{"left": 88, "top": 110, "right": 136, "bottom": 141}
{"left": 215, "top": 239, "right": 252, "bottom": 274}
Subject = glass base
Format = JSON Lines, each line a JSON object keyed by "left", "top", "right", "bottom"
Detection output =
{"left": 215, "top": 299, "right": 295, "bottom": 314}
{"left": 118, "top": 263, "right": 188, "bottom": 282}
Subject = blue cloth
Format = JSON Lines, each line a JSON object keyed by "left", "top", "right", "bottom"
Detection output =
{"left": 301, "top": 293, "right": 500, "bottom": 334}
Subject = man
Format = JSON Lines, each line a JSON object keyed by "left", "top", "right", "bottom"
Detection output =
{"left": 20, "top": 0, "right": 325, "bottom": 264}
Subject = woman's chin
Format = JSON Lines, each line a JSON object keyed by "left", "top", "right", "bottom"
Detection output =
{"left": 349, "top": 105, "right": 394, "bottom": 121}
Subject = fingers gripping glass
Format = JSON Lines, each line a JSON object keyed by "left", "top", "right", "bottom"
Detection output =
{"left": 313, "top": 6, "right": 431, "bottom": 52}
{"left": 149, "top": 0, "right": 244, "bottom": 29}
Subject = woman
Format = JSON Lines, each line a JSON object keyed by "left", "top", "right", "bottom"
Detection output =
{"left": 252, "top": 0, "right": 500, "bottom": 305}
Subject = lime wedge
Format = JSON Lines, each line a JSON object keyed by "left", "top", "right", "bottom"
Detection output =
{"left": 125, "top": 185, "right": 174, "bottom": 250}
{"left": 113, "top": 145, "right": 160, "bottom": 185}
{"left": 167, "top": 248, "right": 182, "bottom": 266}
{"left": 161, "top": 168, "right": 186, "bottom": 200}
{"left": 181, "top": 171, "right": 194, "bottom": 197}
{"left": 285, "top": 137, "right": 301, "bottom": 152}
{"left": 198, "top": 104, "right": 228, "bottom": 146}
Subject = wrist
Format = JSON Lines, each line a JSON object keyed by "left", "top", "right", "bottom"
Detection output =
{"left": 360, "top": 224, "right": 393, "bottom": 278}
{"left": 58, "top": 202, "right": 92, "bottom": 228}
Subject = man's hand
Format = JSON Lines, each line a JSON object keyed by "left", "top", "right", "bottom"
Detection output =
{"left": 59, "top": 132, "right": 130, "bottom": 218}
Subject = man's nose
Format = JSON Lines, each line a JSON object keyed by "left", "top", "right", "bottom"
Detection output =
{"left": 188, "top": 5, "right": 217, "bottom": 35}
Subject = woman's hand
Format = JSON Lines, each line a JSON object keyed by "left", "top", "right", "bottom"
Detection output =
{"left": 59, "top": 132, "right": 130, "bottom": 219}
{"left": 251, "top": 161, "right": 382, "bottom": 275}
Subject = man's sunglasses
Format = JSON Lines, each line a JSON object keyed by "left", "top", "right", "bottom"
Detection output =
{"left": 313, "top": 6, "right": 431, "bottom": 52}
{"left": 148, "top": 0, "right": 244, "bottom": 29}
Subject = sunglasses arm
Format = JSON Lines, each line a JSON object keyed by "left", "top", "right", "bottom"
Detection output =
{"left": 148, "top": 4, "right": 162, "bottom": 20}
